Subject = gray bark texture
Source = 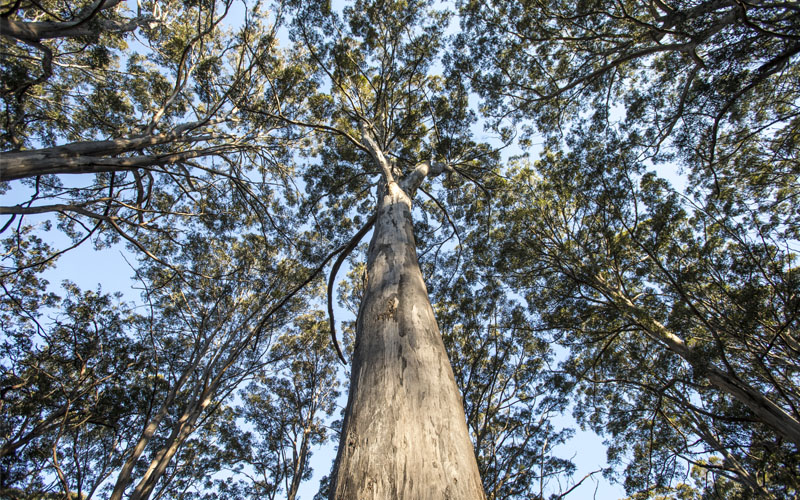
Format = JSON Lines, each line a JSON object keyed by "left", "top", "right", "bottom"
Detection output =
{"left": 329, "top": 182, "right": 485, "bottom": 500}
{"left": 0, "top": 131, "right": 223, "bottom": 181}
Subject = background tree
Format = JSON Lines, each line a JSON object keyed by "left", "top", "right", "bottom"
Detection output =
{"left": 457, "top": 1, "right": 800, "bottom": 497}
{"left": 0, "top": 0, "right": 309, "bottom": 282}
{"left": 1, "top": 279, "right": 141, "bottom": 499}
{"left": 495, "top": 130, "right": 799, "bottom": 498}
{"left": 0, "top": 4, "right": 353, "bottom": 495}
{"left": 435, "top": 271, "right": 577, "bottom": 499}
{"left": 215, "top": 312, "right": 341, "bottom": 500}
{"left": 457, "top": 0, "right": 800, "bottom": 183}
{"left": 0, "top": 148, "right": 339, "bottom": 499}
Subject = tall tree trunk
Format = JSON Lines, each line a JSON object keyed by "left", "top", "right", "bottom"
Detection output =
{"left": 329, "top": 181, "right": 485, "bottom": 499}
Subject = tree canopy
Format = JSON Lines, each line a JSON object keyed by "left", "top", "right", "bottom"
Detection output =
{"left": 2, "top": 0, "right": 798, "bottom": 499}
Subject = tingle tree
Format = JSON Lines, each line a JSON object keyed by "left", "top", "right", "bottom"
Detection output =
{"left": 329, "top": 135, "right": 484, "bottom": 498}
{"left": 253, "top": 0, "right": 500, "bottom": 497}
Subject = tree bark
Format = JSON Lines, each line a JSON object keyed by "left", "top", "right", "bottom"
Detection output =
{"left": 0, "top": 0, "right": 145, "bottom": 44}
{"left": 0, "top": 133, "right": 225, "bottom": 181}
{"left": 329, "top": 181, "right": 485, "bottom": 499}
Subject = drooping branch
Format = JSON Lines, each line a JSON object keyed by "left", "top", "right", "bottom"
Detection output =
{"left": 601, "top": 283, "right": 800, "bottom": 448}
{"left": 326, "top": 212, "right": 377, "bottom": 364}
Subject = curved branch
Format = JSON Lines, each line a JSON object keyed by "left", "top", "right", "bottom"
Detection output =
{"left": 247, "top": 106, "right": 367, "bottom": 154}
{"left": 0, "top": 0, "right": 148, "bottom": 43}
{"left": 536, "top": 41, "right": 695, "bottom": 101}
{"left": 360, "top": 124, "right": 396, "bottom": 185}
{"left": 327, "top": 212, "right": 377, "bottom": 364}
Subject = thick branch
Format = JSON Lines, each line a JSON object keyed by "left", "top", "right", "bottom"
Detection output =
{"left": 0, "top": 0, "right": 150, "bottom": 43}
{"left": 605, "top": 285, "right": 800, "bottom": 447}
{"left": 400, "top": 160, "right": 452, "bottom": 197}
{"left": 0, "top": 135, "right": 234, "bottom": 181}
{"left": 359, "top": 124, "right": 396, "bottom": 186}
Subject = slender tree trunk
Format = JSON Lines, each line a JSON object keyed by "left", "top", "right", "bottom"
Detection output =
{"left": 130, "top": 393, "right": 210, "bottom": 500}
{"left": 108, "top": 375, "right": 188, "bottom": 500}
{"left": 329, "top": 181, "right": 485, "bottom": 499}
{"left": 108, "top": 336, "right": 212, "bottom": 500}
{"left": 287, "top": 427, "right": 310, "bottom": 500}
